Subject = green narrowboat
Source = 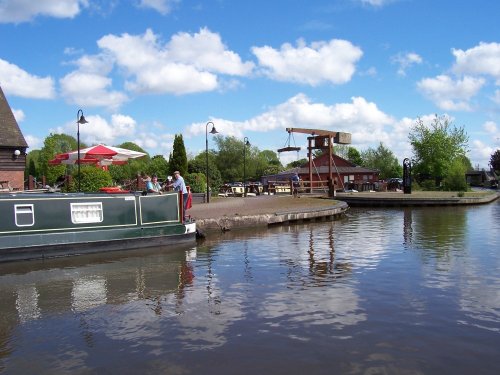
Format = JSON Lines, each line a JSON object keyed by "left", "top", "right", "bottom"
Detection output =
{"left": 0, "top": 191, "right": 196, "bottom": 262}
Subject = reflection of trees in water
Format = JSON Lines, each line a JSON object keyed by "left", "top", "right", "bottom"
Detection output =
{"left": 403, "top": 208, "right": 413, "bottom": 246}
{"left": 243, "top": 241, "right": 253, "bottom": 283}
{"left": 204, "top": 252, "right": 221, "bottom": 315}
{"left": 175, "top": 259, "right": 195, "bottom": 313}
{"left": 412, "top": 207, "right": 467, "bottom": 258}
{"left": 284, "top": 224, "right": 352, "bottom": 286}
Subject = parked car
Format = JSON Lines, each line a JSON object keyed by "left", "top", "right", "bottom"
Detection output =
{"left": 387, "top": 178, "right": 403, "bottom": 190}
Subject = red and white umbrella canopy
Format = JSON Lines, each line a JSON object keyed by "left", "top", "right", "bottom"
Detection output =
{"left": 49, "top": 144, "right": 147, "bottom": 166}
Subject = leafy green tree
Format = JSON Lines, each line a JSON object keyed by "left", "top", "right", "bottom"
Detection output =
{"left": 26, "top": 149, "right": 41, "bottom": 179}
{"left": 108, "top": 142, "right": 150, "bottom": 183}
{"left": 39, "top": 134, "right": 68, "bottom": 184}
{"left": 258, "top": 150, "right": 282, "bottom": 168}
{"left": 145, "top": 155, "right": 169, "bottom": 178}
{"left": 442, "top": 158, "right": 468, "bottom": 191}
{"left": 169, "top": 134, "right": 188, "bottom": 176}
{"left": 347, "top": 147, "right": 363, "bottom": 165}
{"left": 185, "top": 172, "right": 206, "bottom": 193}
{"left": 214, "top": 136, "right": 246, "bottom": 182}
{"left": 334, "top": 144, "right": 349, "bottom": 159}
{"left": 409, "top": 115, "right": 469, "bottom": 186}
{"left": 188, "top": 151, "right": 222, "bottom": 193}
{"left": 254, "top": 150, "right": 282, "bottom": 178}
{"left": 361, "top": 142, "right": 402, "bottom": 180}
{"left": 286, "top": 158, "right": 308, "bottom": 169}
{"left": 37, "top": 133, "right": 93, "bottom": 184}
{"left": 27, "top": 158, "right": 36, "bottom": 179}
{"left": 116, "top": 142, "right": 149, "bottom": 154}
{"left": 490, "top": 149, "right": 500, "bottom": 173}
{"left": 67, "top": 166, "right": 112, "bottom": 192}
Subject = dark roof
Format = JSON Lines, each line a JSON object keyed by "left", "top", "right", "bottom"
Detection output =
{"left": 263, "top": 165, "right": 379, "bottom": 180}
{"left": 296, "top": 165, "right": 378, "bottom": 174}
{"left": 0, "top": 85, "right": 28, "bottom": 148}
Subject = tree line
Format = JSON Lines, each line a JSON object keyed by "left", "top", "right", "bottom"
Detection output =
{"left": 25, "top": 116, "right": 499, "bottom": 193}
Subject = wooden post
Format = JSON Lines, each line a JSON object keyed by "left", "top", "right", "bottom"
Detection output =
{"left": 328, "top": 177, "right": 335, "bottom": 198}
{"left": 28, "top": 175, "right": 35, "bottom": 190}
{"left": 308, "top": 137, "right": 313, "bottom": 193}
{"left": 66, "top": 175, "right": 72, "bottom": 191}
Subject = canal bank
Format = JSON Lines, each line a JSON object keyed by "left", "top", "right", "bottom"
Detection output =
{"left": 189, "top": 195, "right": 348, "bottom": 233}
{"left": 189, "top": 190, "right": 499, "bottom": 233}
{"left": 335, "top": 190, "right": 499, "bottom": 207}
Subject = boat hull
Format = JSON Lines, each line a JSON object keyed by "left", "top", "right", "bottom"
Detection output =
{"left": 0, "top": 192, "right": 196, "bottom": 262}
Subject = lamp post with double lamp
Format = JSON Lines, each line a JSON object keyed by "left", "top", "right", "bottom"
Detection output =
{"left": 205, "top": 121, "right": 218, "bottom": 203}
{"left": 76, "top": 109, "right": 88, "bottom": 192}
{"left": 243, "top": 137, "right": 250, "bottom": 197}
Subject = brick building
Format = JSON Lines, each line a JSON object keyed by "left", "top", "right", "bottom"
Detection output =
{"left": 0, "top": 85, "right": 28, "bottom": 191}
{"left": 263, "top": 153, "right": 379, "bottom": 191}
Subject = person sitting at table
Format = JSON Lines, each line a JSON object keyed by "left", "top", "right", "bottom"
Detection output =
{"left": 146, "top": 174, "right": 162, "bottom": 194}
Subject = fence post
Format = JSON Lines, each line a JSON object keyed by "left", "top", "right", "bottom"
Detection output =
{"left": 328, "top": 177, "right": 335, "bottom": 198}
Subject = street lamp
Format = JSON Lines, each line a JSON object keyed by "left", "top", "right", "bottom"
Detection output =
{"left": 205, "top": 121, "right": 218, "bottom": 203}
{"left": 243, "top": 137, "right": 250, "bottom": 197}
{"left": 76, "top": 109, "right": 88, "bottom": 192}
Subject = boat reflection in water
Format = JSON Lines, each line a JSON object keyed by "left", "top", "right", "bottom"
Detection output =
{"left": 1, "top": 201, "right": 499, "bottom": 374}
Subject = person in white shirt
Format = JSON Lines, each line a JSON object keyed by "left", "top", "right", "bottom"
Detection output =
{"left": 168, "top": 171, "right": 188, "bottom": 219}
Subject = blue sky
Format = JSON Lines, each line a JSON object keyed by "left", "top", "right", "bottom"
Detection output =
{"left": 1, "top": 0, "right": 499, "bottom": 168}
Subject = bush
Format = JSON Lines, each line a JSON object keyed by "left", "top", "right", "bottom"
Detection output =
{"left": 443, "top": 159, "right": 468, "bottom": 191}
{"left": 67, "top": 166, "right": 113, "bottom": 192}
{"left": 185, "top": 172, "right": 207, "bottom": 193}
{"left": 419, "top": 179, "right": 437, "bottom": 191}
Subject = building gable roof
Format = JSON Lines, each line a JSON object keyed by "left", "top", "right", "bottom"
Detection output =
{"left": 301, "top": 152, "right": 356, "bottom": 168}
{"left": 0, "top": 86, "right": 28, "bottom": 148}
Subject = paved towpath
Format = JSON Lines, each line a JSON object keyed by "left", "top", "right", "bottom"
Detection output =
{"left": 188, "top": 194, "right": 339, "bottom": 219}
{"left": 187, "top": 195, "right": 347, "bottom": 232}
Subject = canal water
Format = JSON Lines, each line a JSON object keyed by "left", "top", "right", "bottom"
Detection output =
{"left": 0, "top": 199, "right": 499, "bottom": 374}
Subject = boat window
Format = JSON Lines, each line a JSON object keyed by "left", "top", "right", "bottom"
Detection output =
{"left": 15, "top": 205, "right": 35, "bottom": 227}
{"left": 71, "top": 202, "right": 103, "bottom": 224}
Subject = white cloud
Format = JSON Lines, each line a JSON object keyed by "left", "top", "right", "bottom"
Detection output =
{"left": 110, "top": 114, "right": 137, "bottom": 137}
{"left": 0, "top": 59, "right": 55, "bottom": 99}
{"left": 417, "top": 75, "right": 485, "bottom": 111}
{"left": 452, "top": 42, "right": 500, "bottom": 84}
{"left": 135, "top": 132, "right": 175, "bottom": 157}
{"left": 137, "top": 0, "right": 179, "bottom": 15}
{"left": 52, "top": 114, "right": 133, "bottom": 146}
{"left": 96, "top": 28, "right": 253, "bottom": 95}
{"left": 186, "top": 94, "right": 393, "bottom": 140}
{"left": 252, "top": 38, "right": 362, "bottom": 85}
{"left": 392, "top": 52, "right": 422, "bottom": 76}
{"left": 493, "top": 89, "right": 500, "bottom": 105}
{"left": 0, "top": 0, "right": 88, "bottom": 23}
{"left": 359, "top": 66, "right": 377, "bottom": 77}
{"left": 358, "top": 0, "right": 396, "bottom": 7}
{"left": 59, "top": 71, "right": 128, "bottom": 110}
{"left": 24, "top": 134, "right": 42, "bottom": 150}
{"left": 483, "top": 121, "right": 497, "bottom": 134}
{"left": 11, "top": 108, "right": 25, "bottom": 122}
{"left": 72, "top": 54, "right": 114, "bottom": 75}
{"left": 470, "top": 140, "right": 495, "bottom": 166}
{"left": 167, "top": 28, "right": 255, "bottom": 76}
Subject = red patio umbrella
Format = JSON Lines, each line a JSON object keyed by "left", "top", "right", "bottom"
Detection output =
{"left": 49, "top": 144, "right": 146, "bottom": 166}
